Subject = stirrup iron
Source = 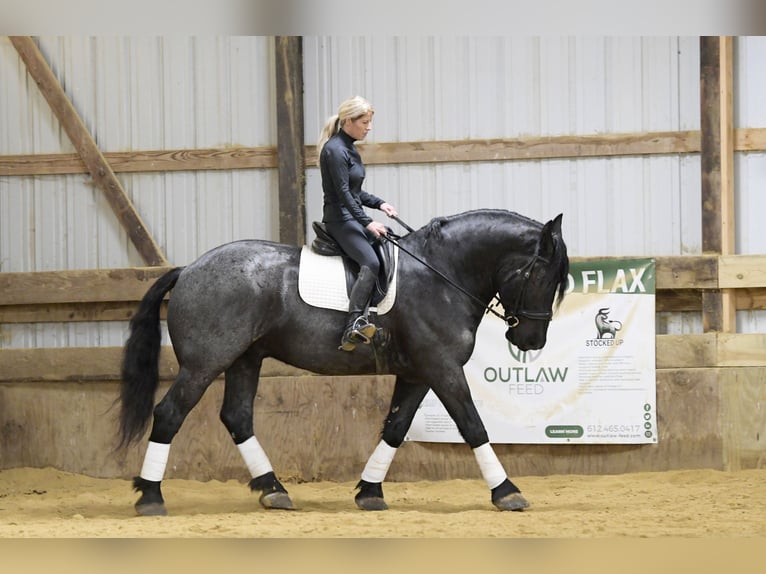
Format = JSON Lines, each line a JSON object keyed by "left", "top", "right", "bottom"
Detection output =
{"left": 339, "top": 316, "right": 377, "bottom": 351}
{"left": 352, "top": 316, "right": 377, "bottom": 342}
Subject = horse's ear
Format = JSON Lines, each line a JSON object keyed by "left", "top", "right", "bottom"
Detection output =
{"left": 553, "top": 213, "right": 563, "bottom": 234}
{"left": 539, "top": 214, "right": 563, "bottom": 258}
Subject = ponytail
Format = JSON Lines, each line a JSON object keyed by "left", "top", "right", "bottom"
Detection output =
{"left": 316, "top": 114, "right": 340, "bottom": 166}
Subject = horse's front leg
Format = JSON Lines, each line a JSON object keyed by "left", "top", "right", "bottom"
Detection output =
{"left": 430, "top": 371, "right": 529, "bottom": 511}
{"left": 355, "top": 377, "right": 430, "bottom": 511}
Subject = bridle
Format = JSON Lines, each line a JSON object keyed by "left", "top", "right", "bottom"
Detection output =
{"left": 381, "top": 225, "right": 554, "bottom": 329}
{"left": 492, "top": 253, "right": 553, "bottom": 328}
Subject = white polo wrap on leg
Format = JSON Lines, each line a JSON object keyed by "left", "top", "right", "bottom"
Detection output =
{"left": 140, "top": 441, "right": 171, "bottom": 482}
{"left": 473, "top": 443, "right": 507, "bottom": 490}
{"left": 360, "top": 440, "right": 398, "bottom": 484}
{"left": 237, "top": 436, "right": 273, "bottom": 478}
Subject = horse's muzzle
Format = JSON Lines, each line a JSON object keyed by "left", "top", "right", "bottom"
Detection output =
{"left": 505, "top": 328, "right": 546, "bottom": 351}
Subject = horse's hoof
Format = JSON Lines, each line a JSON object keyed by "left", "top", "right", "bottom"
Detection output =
{"left": 493, "top": 492, "right": 529, "bottom": 511}
{"left": 135, "top": 502, "right": 168, "bottom": 516}
{"left": 260, "top": 491, "right": 295, "bottom": 510}
{"left": 355, "top": 497, "right": 388, "bottom": 511}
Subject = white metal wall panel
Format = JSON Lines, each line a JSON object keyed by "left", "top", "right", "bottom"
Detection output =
{"left": 733, "top": 36, "right": 766, "bottom": 332}
{"left": 303, "top": 36, "right": 705, "bottom": 334}
{"left": 4, "top": 36, "right": 766, "bottom": 344}
{"left": 0, "top": 36, "right": 276, "bottom": 348}
{"left": 304, "top": 36, "right": 701, "bottom": 254}
{"left": 1, "top": 37, "right": 277, "bottom": 270}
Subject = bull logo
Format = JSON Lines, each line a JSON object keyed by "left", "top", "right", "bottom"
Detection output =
{"left": 595, "top": 307, "right": 622, "bottom": 339}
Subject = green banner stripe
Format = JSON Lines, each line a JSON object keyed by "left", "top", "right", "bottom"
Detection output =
{"left": 567, "top": 258, "right": 655, "bottom": 294}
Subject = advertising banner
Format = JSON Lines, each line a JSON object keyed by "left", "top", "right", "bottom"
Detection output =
{"left": 405, "top": 258, "right": 657, "bottom": 444}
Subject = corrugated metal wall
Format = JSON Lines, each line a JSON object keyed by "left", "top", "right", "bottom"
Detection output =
{"left": 304, "top": 36, "right": 702, "bottom": 259}
{"left": 0, "top": 36, "right": 277, "bottom": 347}
{"left": 2, "top": 36, "right": 766, "bottom": 345}
{"left": 0, "top": 36, "right": 277, "bottom": 272}
{"left": 733, "top": 36, "right": 766, "bottom": 332}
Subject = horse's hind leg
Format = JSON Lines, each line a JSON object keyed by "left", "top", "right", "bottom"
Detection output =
{"left": 221, "top": 350, "right": 294, "bottom": 510}
{"left": 355, "top": 377, "right": 430, "bottom": 511}
{"left": 133, "top": 367, "right": 216, "bottom": 516}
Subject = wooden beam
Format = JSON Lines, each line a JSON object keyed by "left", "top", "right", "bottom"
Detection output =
{"left": 3, "top": 334, "right": 766, "bottom": 383}
{"left": 656, "top": 334, "right": 717, "bottom": 368}
{"left": 0, "top": 257, "right": 752, "bottom": 300}
{"left": 9, "top": 36, "right": 167, "bottom": 267}
{"left": 717, "top": 333, "right": 766, "bottom": 367}
{"left": 4, "top": 254, "right": 766, "bottom": 324}
{"left": 0, "top": 347, "right": 313, "bottom": 383}
{"left": 719, "top": 37, "right": 736, "bottom": 334}
{"left": 0, "top": 148, "right": 277, "bottom": 176}
{"left": 719, "top": 255, "right": 766, "bottom": 288}
{"left": 0, "top": 267, "right": 172, "bottom": 305}
{"left": 0, "top": 301, "right": 165, "bottom": 324}
{"left": 8, "top": 286, "right": 766, "bottom": 324}
{"left": 0, "top": 256, "right": 731, "bottom": 306}
{"left": 654, "top": 255, "right": 718, "bottom": 289}
{"left": 699, "top": 36, "right": 736, "bottom": 333}
{"left": 4, "top": 127, "right": 766, "bottom": 177}
{"left": 275, "top": 36, "right": 306, "bottom": 247}
{"left": 349, "top": 130, "right": 701, "bottom": 166}
{"left": 719, "top": 37, "right": 736, "bottom": 259}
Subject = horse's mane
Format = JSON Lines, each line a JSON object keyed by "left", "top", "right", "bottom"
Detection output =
{"left": 422, "top": 209, "right": 538, "bottom": 238}
{"left": 421, "top": 209, "right": 569, "bottom": 307}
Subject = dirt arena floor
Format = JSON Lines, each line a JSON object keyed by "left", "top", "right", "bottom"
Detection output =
{"left": 1, "top": 466, "right": 765, "bottom": 538}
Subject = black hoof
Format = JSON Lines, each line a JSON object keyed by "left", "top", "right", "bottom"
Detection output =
{"left": 491, "top": 478, "right": 529, "bottom": 511}
{"left": 493, "top": 492, "right": 529, "bottom": 511}
{"left": 355, "top": 479, "right": 388, "bottom": 511}
{"left": 249, "top": 472, "right": 295, "bottom": 510}
{"left": 133, "top": 476, "right": 168, "bottom": 516}
{"left": 260, "top": 491, "right": 295, "bottom": 510}
{"left": 135, "top": 502, "right": 168, "bottom": 516}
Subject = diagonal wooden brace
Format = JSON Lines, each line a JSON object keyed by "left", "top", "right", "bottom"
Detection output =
{"left": 10, "top": 36, "right": 167, "bottom": 267}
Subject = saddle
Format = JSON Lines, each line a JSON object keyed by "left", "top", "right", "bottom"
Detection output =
{"left": 311, "top": 221, "right": 396, "bottom": 307}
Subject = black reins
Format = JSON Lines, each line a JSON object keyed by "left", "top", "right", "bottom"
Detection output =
{"left": 381, "top": 217, "right": 552, "bottom": 328}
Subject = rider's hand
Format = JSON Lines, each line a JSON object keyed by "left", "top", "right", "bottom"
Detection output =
{"left": 366, "top": 221, "right": 388, "bottom": 237}
{"left": 380, "top": 203, "right": 398, "bottom": 218}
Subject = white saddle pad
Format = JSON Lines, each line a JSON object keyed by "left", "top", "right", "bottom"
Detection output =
{"left": 298, "top": 246, "right": 398, "bottom": 315}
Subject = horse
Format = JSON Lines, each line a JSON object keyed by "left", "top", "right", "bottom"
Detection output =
{"left": 117, "top": 209, "right": 569, "bottom": 515}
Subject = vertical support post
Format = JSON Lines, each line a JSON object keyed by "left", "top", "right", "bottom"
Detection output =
{"left": 275, "top": 36, "right": 306, "bottom": 247}
{"left": 700, "top": 36, "right": 736, "bottom": 332}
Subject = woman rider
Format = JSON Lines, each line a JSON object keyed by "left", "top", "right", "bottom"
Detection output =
{"left": 316, "top": 96, "right": 399, "bottom": 351}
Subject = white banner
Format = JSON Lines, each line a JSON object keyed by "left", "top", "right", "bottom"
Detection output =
{"left": 405, "top": 258, "right": 657, "bottom": 444}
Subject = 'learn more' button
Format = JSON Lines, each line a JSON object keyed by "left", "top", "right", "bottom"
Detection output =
{"left": 545, "top": 425, "right": 584, "bottom": 438}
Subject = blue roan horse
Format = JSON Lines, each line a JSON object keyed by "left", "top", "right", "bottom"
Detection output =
{"left": 118, "top": 209, "right": 568, "bottom": 515}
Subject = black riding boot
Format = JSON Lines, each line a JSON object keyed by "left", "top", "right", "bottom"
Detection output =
{"left": 339, "top": 265, "right": 378, "bottom": 351}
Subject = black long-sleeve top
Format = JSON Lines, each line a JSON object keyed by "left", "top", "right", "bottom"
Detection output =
{"left": 320, "top": 129, "right": 384, "bottom": 226}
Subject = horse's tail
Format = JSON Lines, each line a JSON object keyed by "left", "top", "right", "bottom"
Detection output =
{"left": 117, "top": 266, "right": 183, "bottom": 449}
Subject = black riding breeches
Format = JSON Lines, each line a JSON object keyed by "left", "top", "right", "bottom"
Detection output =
{"left": 324, "top": 219, "right": 381, "bottom": 276}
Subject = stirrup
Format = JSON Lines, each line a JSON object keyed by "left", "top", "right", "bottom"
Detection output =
{"left": 339, "top": 336, "right": 357, "bottom": 352}
{"left": 338, "top": 317, "right": 377, "bottom": 351}
{"left": 339, "top": 331, "right": 366, "bottom": 352}
{"left": 351, "top": 316, "right": 377, "bottom": 342}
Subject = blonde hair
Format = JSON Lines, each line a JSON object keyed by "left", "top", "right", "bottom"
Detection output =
{"left": 316, "top": 95, "right": 374, "bottom": 166}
